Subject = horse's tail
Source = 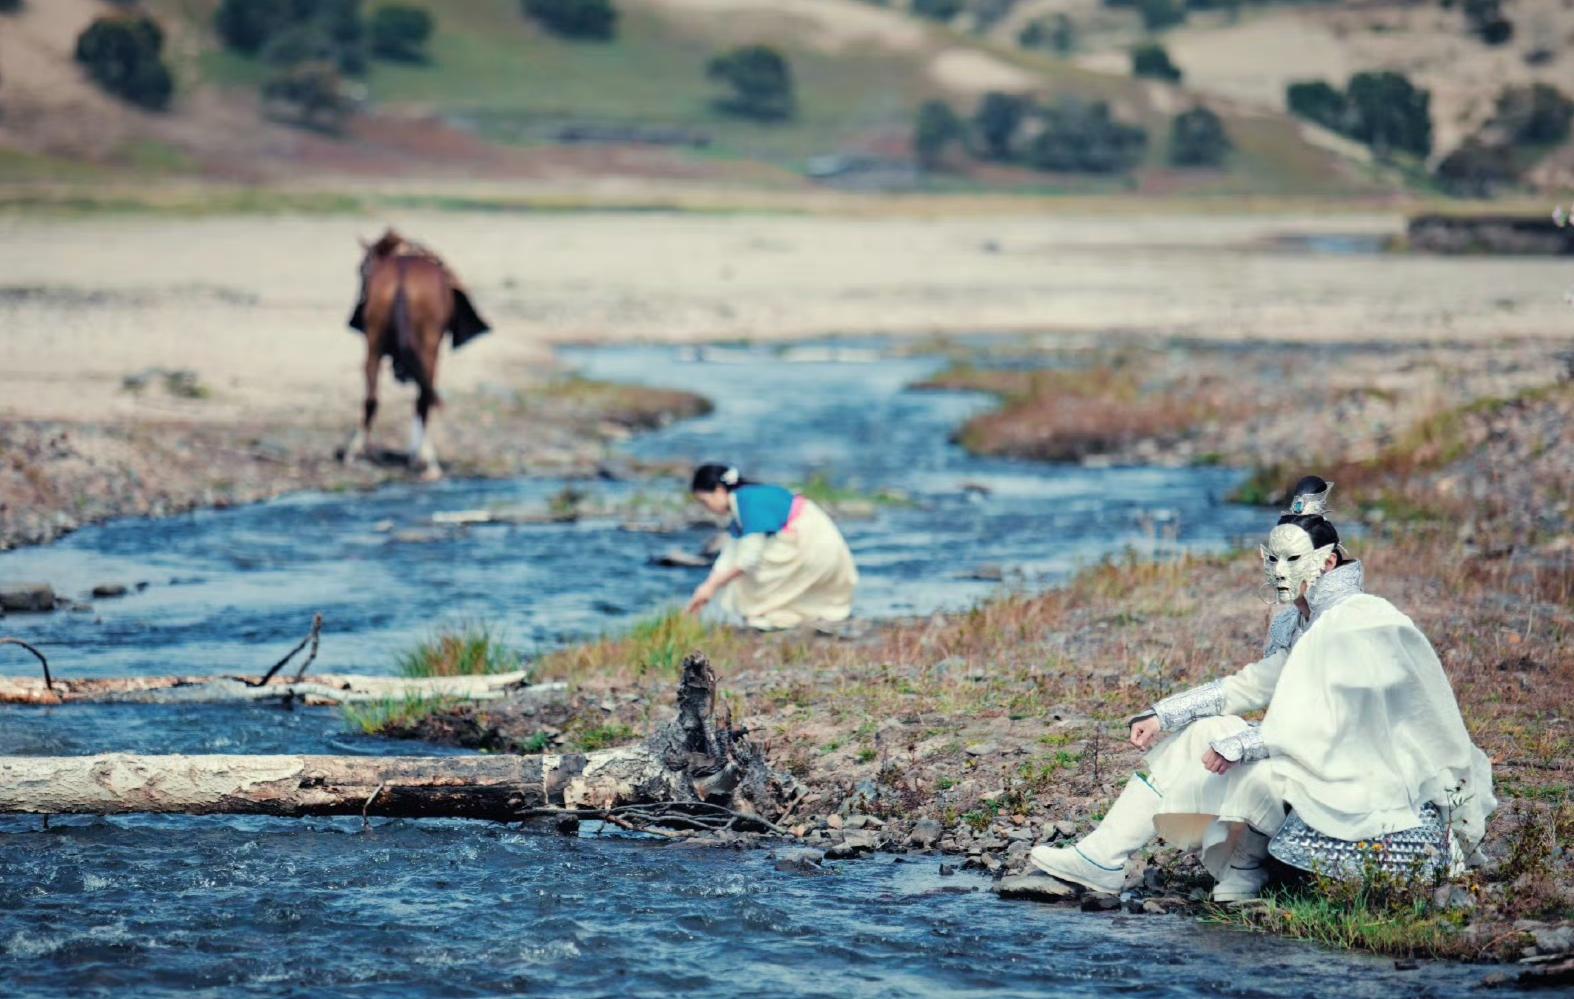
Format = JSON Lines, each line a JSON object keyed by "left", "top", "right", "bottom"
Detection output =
{"left": 389, "top": 259, "right": 441, "bottom": 406}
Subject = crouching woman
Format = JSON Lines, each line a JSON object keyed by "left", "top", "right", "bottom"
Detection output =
{"left": 1030, "top": 476, "right": 1495, "bottom": 902}
{"left": 686, "top": 464, "right": 859, "bottom": 630}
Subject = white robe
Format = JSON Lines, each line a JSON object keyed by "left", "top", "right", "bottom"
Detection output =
{"left": 712, "top": 498, "right": 858, "bottom": 630}
{"left": 1145, "top": 565, "right": 1495, "bottom": 877}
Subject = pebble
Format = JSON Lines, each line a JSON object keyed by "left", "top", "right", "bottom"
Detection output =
{"left": 824, "top": 830, "right": 881, "bottom": 859}
{"left": 772, "top": 848, "right": 827, "bottom": 875}
{"left": 1080, "top": 893, "right": 1121, "bottom": 912}
{"left": 91, "top": 583, "right": 128, "bottom": 599}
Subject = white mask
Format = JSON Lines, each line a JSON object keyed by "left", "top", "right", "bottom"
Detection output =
{"left": 1260, "top": 523, "right": 1337, "bottom": 604}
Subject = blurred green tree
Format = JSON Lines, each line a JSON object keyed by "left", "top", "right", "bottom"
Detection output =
{"left": 74, "top": 14, "right": 174, "bottom": 111}
{"left": 1136, "top": 0, "right": 1185, "bottom": 31}
{"left": 1347, "top": 71, "right": 1431, "bottom": 156}
{"left": 1131, "top": 43, "right": 1181, "bottom": 82}
{"left": 972, "top": 91, "right": 1029, "bottom": 160}
{"left": 370, "top": 4, "right": 434, "bottom": 62}
{"left": 1285, "top": 80, "right": 1350, "bottom": 133}
{"left": 1169, "top": 105, "right": 1231, "bottom": 166}
{"left": 1491, "top": 83, "right": 1573, "bottom": 144}
{"left": 912, "top": 0, "right": 964, "bottom": 22}
{"left": 1024, "top": 99, "right": 1147, "bottom": 173}
{"left": 706, "top": 45, "right": 795, "bottom": 121}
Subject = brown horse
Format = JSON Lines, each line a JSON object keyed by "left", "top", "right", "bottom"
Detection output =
{"left": 344, "top": 230, "right": 490, "bottom": 480}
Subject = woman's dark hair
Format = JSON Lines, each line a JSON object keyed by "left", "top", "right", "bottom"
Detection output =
{"left": 691, "top": 463, "right": 752, "bottom": 493}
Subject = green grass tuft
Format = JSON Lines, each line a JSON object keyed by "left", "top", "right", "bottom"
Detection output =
{"left": 396, "top": 622, "right": 524, "bottom": 677}
{"left": 342, "top": 693, "right": 461, "bottom": 736}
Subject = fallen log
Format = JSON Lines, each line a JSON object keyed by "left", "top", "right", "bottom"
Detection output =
{"left": 0, "top": 671, "right": 557, "bottom": 707}
{"left": 0, "top": 653, "right": 791, "bottom": 829}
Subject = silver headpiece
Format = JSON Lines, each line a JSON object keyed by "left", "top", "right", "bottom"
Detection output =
{"left": 720, "top": 467, "right": 740, "bottom": 486}
{"left": 1284, "top": 480, "right": 1333, "bottom": 517}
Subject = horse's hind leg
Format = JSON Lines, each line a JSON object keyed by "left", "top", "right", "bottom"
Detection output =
{"left": 410, "top": 331, "right": 442, "bottom": 481}
{"left": 343, "top": 353, "right": 380, "bottom": 463}
{"left": 410, "top": 386, "right": 441, "bottom": 481}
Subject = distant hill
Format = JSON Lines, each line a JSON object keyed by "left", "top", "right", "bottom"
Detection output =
{"left": 4, "top": 0, "right": 1545, "bottom": 197}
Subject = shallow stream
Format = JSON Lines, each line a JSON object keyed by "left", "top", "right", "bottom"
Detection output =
{"left": 0, "top": 342, "right": 1511, "bottom": 995}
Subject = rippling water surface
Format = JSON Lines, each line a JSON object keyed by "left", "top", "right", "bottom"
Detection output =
{"left": 0, "top": 343, "right": 1508, "bottom": 995}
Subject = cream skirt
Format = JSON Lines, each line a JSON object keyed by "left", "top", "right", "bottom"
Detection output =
{"left": 714, "top": 499, "right": 858, "bottom": 630}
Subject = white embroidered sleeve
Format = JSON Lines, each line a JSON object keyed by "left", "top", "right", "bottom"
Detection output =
{"left": 732, "top": 533, "right": 767, "bottom": 574}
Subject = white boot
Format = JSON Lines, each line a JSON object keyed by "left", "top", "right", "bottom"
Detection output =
{"left": 1030, "top": 775, "right": 1160, "bottom": 894}
{"left": 1211, "top": 827, "right": 1271, "bottom": 903}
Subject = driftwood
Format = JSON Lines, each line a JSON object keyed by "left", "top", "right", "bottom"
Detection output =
{"left": 0, "top": 671, "right": 557, "bottom": 707}
{"left": 0, "top": 653, "right": 790, "bottom": 831}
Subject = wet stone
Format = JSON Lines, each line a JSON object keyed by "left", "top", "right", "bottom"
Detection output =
{"left": 0, "top": 583, "right": 55, "bottom": 613}
{"left": 994, "top": 870, "right": 1078, "bottom": 902}
{"left": 908, "top": 818, "right": 944, "bottom": 849}
{"left": 91, "top": 583, "right": 128, "bottom": 599}
{"left": 1080, "top": 892, "right": 1121, "bottom": 912}
{"left": 773, "top": 848, "right": 828, "bottom": 875}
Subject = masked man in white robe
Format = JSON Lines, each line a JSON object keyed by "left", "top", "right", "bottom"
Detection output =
{"left": 1029, "top": 475, "right": 1496, "bottom": 901}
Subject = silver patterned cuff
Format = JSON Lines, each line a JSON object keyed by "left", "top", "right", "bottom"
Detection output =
{"left": 1151, "top": 679, "right": 1225, "bottom": 732}
{"left": 1210, "top": 726, "right": 1268, "bottom": 763}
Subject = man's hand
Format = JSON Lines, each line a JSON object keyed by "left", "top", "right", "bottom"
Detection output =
{"left": 1202, "top": 748, "right": 1234, "bottom": 775}
{"left": 1129, "top": 716, "right": 1162, "bottom": 751}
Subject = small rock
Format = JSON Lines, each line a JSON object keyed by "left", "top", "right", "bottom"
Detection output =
{"left": 938, "top": 863, "right": 958, "bottom": 876}
{"left": 908, "top": 818, "right": 944, "bottom": 849}
{"left": 1433, "top": 884, "right": 1477, "bottom": 913}
{"left": 1532, "top": 926, "right": 1574, "bottom": 955}
{"left": 773, "top": 848, "right": 827, "bottom": 875}
{"left": 965, "top": 742, "right": 998, "bottom": 757}
{"left": 825, "top": 831, "right": 880, "bottom": 859}
{"left": 994, "top": 870, "right": 1078, "bottom": 902}
{"left": 1141, "top": 899, "right": 1168, "bottom": 915}
{"left": 1053, "top": 820, "right": 1077, "bottom": 839}
{"left": 0, "top": 583, "right": 55, "bottom": 613}
{"left": 1006, "top": 827, "right": 1033, "bottom": 842}
{"left": 1080, "top": 892, "right": 1120, "bottom": 912}
{"left": 825, "top": 814, "right": 844, "bottom": 830}
{"left": 90, "top": 583, "right": 128, "bottom": 599}
{"left": 1394, "top": 960, "right": 1419, "bottom": 972}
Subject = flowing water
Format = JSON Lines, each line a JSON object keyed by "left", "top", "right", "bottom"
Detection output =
{"left": 0, "top": 342, "right": 1510, "bottom": 996}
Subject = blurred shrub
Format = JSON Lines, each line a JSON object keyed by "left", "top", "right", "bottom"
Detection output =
{"left": 74, "top": 14, "right": 174, "bottom": 111}
{"left": 912, "top": 0, "right": 964, "bottom": 21}
{"left": 1019, "top": 14, "right": 1075, "bottom": 54}
{"left": 370, "top": 4, "right": 433, "bottom": 62}
{"left": 1169, "top": 105, "right": 1231, "bottom": 166}
{"left": 1136, "top": 0, "right": 1186, "bottom": 31}
{"left": 1491, "top": 83, "right": 1573, "bottom": 145}
{"left": 1024, "top": 99, "right": 1147, "bottom": 173}
{"left": 522, "top": 0, "right": 617, "bottom": 39}
{"left": 914, "top": 99, "right": 966, "bottom": 170}
{"left": 0, "top": 0, "right": 23, "bottom": 13}
{"left": 1433, "top": 138, "right": 1518, "bottom": 196}
{"left": 1452, "top": 0, "right": 1513, "bottom": 45}
{"left": 972, "top": 91, "right": 1029, "bottom": 159}
{"left": 706, "top": 45, "right": 795, "bottom": 121}
{"left": 263, "top": 59, "right": 355, "bottom": 132}
{"left": 1131, "top": 42, "right": 1181, "bottom": 82}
